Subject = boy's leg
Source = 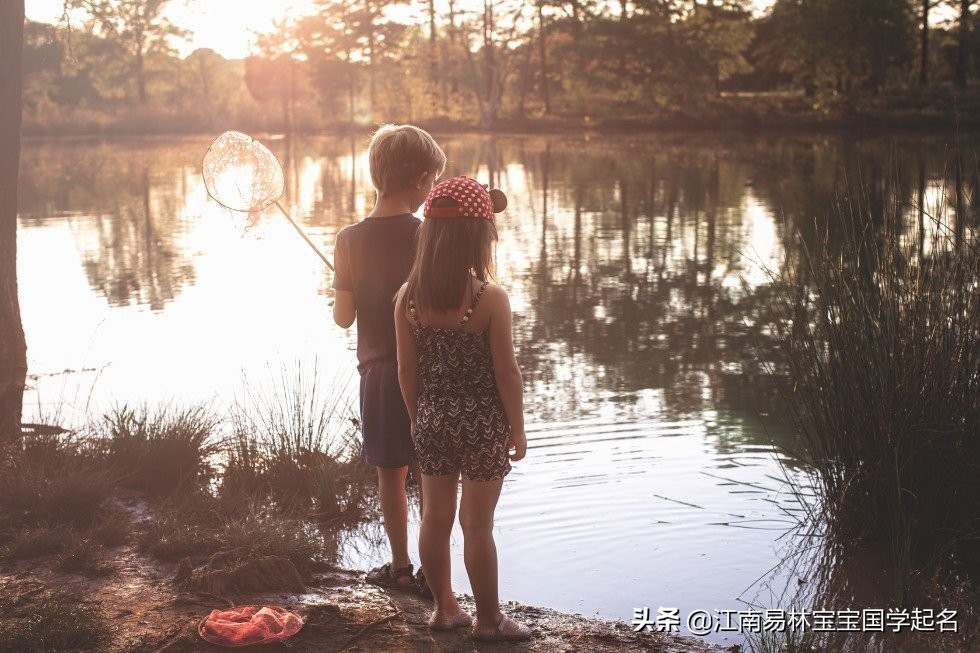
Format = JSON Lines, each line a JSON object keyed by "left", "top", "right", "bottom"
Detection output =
{"left": 419, "top": 473, "right": 464, "bottom": 616}
{"left": 363, "top": 360, "right": 416, "bottom": 584}
{"left": 459, "top": 477, "right": 504, "bottom": 630}
{"left": 377, "top": 464, "right": 412, "bottom": 583}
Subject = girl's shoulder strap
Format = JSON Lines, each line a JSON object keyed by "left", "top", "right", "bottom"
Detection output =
{"left": 407, "top": 298, "right": 422, "bottom": 327}
{"left": 457, "top": 281, "right": 490, "bottom": 330}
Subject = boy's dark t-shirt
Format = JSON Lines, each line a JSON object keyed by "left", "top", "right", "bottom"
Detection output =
{"left": 332, "top": 213, "right": 420, "bottom": 372}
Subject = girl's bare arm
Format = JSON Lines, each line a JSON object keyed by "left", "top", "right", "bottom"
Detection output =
{"left": 393, "top": 285, "right": 419, "bottom": 427}
{"left": 488, "top": 286, "right": 526, "bottom": 461}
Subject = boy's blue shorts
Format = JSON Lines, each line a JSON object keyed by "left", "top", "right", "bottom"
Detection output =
{"left": 358, "top": 358, "right": 413, "bottom": 468}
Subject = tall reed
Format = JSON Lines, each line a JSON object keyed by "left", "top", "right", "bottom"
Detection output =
{"left": 226, "top": 361, "right": 372, "bottom": 520}
{"left": 767, "top": 177, "right": 980, "bottom": 603}
{"left": 101, "top": 403, "right": 220, "bottom": 496}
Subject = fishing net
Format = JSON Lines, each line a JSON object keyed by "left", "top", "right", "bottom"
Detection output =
{"left": 201, "top": 130, "right": 333, "bottom": 270}
{"left": 198, "top": 605, "right": 304, "bottom": 647}
{"left": 203, "top": 131, "right": 284, "bottom": 213}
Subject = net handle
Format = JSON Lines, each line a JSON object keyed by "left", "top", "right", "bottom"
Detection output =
{"left": 274, "top": 201, "right": 334, "bottom": 271}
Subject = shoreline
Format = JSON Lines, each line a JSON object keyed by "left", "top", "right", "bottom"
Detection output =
{"left": 20, "top": 106, "right": 980, "bottom": 141}
{"left": 0, "top": 495, "right": 731, "bottom": 653}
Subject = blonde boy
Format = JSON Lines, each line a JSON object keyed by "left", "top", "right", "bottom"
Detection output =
{"left": 332, "top": 124, "right": 446, "bottom": 589}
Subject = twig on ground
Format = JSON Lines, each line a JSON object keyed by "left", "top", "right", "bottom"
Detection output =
{"left": 338, "top": 596, "right": 403, "bottom": 651}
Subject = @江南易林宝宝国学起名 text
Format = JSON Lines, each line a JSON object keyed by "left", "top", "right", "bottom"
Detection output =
{"left": 629, "top": 607, "right": 959, "bottom": 637}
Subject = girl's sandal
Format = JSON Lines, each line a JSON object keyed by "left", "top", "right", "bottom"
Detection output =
{"left": 472, "top": 614, "right": 533, "bottom": 641}
{"left": 428, "top": 610, "right": 472, "bottom": 631}
{"left": 365, "top": 562, "right": 414, "bottom": 589}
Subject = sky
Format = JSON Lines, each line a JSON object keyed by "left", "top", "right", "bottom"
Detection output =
{"left": 26, "top": 0, "right": 318, "bottom": 59}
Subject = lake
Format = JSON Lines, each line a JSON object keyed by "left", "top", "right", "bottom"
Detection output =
{"left": 16, "top": 131, "right": 975, "bottom": 645}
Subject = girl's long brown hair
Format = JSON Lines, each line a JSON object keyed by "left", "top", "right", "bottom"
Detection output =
{"left": 401, "top": 211, "right": 497, "bottom": 315}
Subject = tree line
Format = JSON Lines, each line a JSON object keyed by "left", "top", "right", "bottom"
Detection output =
{"left": 19, "top": 0, "right": 980, "bottom": 133}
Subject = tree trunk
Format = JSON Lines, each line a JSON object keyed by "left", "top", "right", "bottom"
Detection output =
{"left": 136, "top": 47, "right": 147, "bottom": 104}
{"left": 345, "top": 41, "right": 356, "bottom": 124}
{"left": 538, "top": 1, "right": 551, "bottom": 113}
{"left": 919, "top": 0, "right": 929, "bottom": 85}
{"left": 481, "top": 0, "right": 496, "bottom": 130}
{"left": 366, "top": 1, "right": 377, "bottom": 121}
{"left": 446, "top": 0, "right": 460, "bottom": 107}
{"left": 517, "top": 33, "right": 531, "bottom": 119}
{"left": 955, "top": 0, "right": 972, "bottom": 89}
{"left": 287, "top": 56, "right": 296, "bottom": 134}
{"left": 0, "top": 0, "right": 28, "bottom": 444}
{"left": 428, "top": 0, "right": 439, "bottom": 109}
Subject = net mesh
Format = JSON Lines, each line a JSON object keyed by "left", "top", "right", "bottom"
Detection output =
{"left": 198, "top": 605, "right": 304, "bottom": 647}
{"left": 203, "top": 131, "right": 284, "bottom": 213}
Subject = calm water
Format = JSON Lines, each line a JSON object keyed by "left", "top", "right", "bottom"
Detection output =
{"left": 16, "top": 132, "right": 975, "bottom": 644}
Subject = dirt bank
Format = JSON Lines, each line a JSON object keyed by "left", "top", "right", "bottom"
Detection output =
{"left": 0, "top": 499, "right": 730, "bottom": 652}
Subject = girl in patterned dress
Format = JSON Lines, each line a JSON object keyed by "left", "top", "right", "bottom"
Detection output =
{"left": 393, "top": 176, "right": 532, "bottom": 641}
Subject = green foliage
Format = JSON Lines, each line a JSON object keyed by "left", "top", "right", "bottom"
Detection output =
{"left": 764, "top": 0, "right": 916, "bottom": 97}
{"left": 0, "top": 435, "right": 128, "bottom": 575}
{"left": 69, "top": 0, "right": 188, "bottom": 104}
{"left": 19, "top": 0, "right": 979, "bottom": 131}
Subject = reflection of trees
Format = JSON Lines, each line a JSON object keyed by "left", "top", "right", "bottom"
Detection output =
{"left": 20, "top": 133, "right": 977, "bottom": 417}
{"left": 497, "top": 137, "right": 787, "bottom": 426}
{"left": 18, "top": 144, "right": 196, "bottom": 310}
{"left": 477, "top": 134, "right": 980, "bottom": 435}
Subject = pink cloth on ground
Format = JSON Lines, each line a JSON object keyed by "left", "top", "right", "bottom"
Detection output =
{"left": 198, "top": 605, "right": 304, "bottom": 647}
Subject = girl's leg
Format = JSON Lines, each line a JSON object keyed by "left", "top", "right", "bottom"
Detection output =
{"left": 409, "top": 457, "right": 424, "bottom": 516}
{"left": 419, "top": 472, "right": 466, "bottom": 621}
{"left": 376, "top": 465, "right": 412, "bottom": 583}
{"left": 458, "top": 477, "right": 504, "bottom": 630}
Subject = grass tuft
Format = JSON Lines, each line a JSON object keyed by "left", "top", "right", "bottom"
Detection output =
{"left": 0, "top": 434, "right": 128, "bottom": 571}
{"left": 138, "top": 492, "right": 324, "bottom": 574}
{"left": 101, "top": 403, "right": 220, "bottom": 496}
{"left": 0, "top": 589, "right": 108, "bottom": 653}
{"left": 225, "top": 363, "right": 374, "bottom": 521}
{"left": 3, "top": 525, "right": 73, "bottom": 561}
{"left": 55, "top": 535, "right": 113, "bottom": 576}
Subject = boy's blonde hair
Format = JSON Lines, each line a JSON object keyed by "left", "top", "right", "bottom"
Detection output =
{"left": 368, "top": 124, "right": 447, "bottom": 197}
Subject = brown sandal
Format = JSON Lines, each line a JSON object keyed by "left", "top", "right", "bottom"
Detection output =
{"left": 365, "top": 562, "right": 414, "bottom": 589}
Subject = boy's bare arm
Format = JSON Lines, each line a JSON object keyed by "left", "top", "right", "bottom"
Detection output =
{"left": 394, "top": 286, "right": 419, "bottom": 427}
{"left": 333, "top": 290, "right": 355, "bottom": 328}
{"left": 488, "top": 287, "right": 526, "bottom": 461}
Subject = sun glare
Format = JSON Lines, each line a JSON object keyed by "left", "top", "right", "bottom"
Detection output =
{"left": 26, "top": 0, "right": 318, "bottom": 60}
{"left": 176, "top": 1, "right": 318, "bottom": 58}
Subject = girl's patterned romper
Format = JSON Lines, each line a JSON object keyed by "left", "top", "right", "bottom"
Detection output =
{"left": 409, "top": 281, "right": 512, "bottom": 482}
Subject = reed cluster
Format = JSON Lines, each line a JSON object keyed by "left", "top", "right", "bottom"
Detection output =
{"left": 760, "top": 184, "right": 980, "bottom": 649}
{"left": 223, "top": 364, "right": 373, "bottom": 521}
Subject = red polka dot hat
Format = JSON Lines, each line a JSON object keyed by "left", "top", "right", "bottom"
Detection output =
{"left": 424, "top": 176, "right": 506, "bottom": 221}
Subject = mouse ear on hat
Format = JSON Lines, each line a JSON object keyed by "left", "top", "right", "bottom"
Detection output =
{"left": 488, "top": 188, "right": 507, "bottom": 213}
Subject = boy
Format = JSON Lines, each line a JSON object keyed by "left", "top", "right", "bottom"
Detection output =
{"left": 332, "top": 124, "right": 446, "bottom": 591}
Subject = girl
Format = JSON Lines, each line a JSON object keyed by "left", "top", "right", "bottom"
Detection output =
{"left": 393, "top": 176, "right": 532, "bottom": 641}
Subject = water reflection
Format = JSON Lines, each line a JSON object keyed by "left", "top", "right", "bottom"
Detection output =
{"left": 18, "top": 131, "right": 978, "bottom": 450}
{"left": 19, "top": 143, "right": 197, "bottom": 311}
